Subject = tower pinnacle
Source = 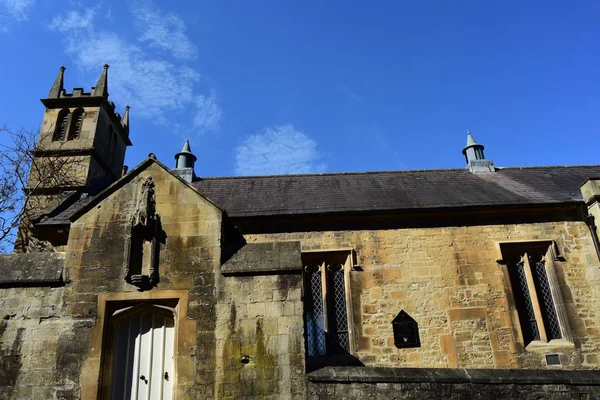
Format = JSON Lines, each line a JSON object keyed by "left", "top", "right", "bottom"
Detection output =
{"left": 92, "top": 64, "right": 109, "bottom": 98}
{"left": 121, "top": 105, "right": 130, "bottom": 136}
{"left": 48, "top": 66, "right": 66, "bottom": 98}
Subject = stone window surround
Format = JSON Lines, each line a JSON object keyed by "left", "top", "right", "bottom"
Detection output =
{"left": 80, "top": 290, "right": 197, "bottom": 399}
{"left": 53, "top": 108, "right": 70, "bottom": 141}
{"left": 302, "top": 248, "right": 358, "bottom": 355}
{"left": 495, "top": 239, "right": 574, "bottom": 351}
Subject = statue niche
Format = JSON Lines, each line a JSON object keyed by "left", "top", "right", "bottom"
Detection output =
{"left": 125, "top": 176, "right": 165, "bottom": 291}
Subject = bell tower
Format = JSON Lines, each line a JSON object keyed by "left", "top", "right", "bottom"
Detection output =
{"left": 16, "top": 65, "right": 132, "bottom": 251}
{"left": 34, "top": 64, "right": 132, "bottom": 192}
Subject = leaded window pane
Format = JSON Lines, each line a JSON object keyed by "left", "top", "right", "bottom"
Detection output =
{"left": 328, "top": 266, "right": 350, "bottom": 353}
{"left": 305, "top": 266, "right": 326, "bottom": 356}
{"left": 510, "top": 258, "right": 540, "bottom": 343}
{"left": 303, "top": 255, "right": 352, "bottom": 358}
{"left": 531, "top": 256, "right": 562, "bottom": 340}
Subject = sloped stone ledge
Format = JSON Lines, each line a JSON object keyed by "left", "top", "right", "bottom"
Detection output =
{"left": 0, "top": 252, "right": 66, "bottom": 287}
{"left": 307, "top": 366, "right": 600, "bottom": 385}
{"left": 221, "top": 241, "right": 302, "bottom": 275}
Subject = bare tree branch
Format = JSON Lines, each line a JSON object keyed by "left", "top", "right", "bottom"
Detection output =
{"left": 0, "top": 126, "right": 88, "bottom": 253}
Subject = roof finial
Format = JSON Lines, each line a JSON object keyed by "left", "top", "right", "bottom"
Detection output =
{"left": 48, "top": 66, "right": 66, "bottom": 98}
{"left": 92, "top": 64, "right": 109, "bottom": 98}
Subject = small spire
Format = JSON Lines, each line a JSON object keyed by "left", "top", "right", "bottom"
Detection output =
{"left": 175, "top": 138, "right": 197, "bottom": 168}
{"left": 174, "top": 139, "right": 197, "bottom": 182}
{"left": 181, "top": 138, "right": 192, "bottom": 154}
{"left": 121, "top": 105, "right": 130, "bottom": 136}
{"left": 48, "top": 66, "right": 66, "bottom": 98}
{"left": 462, "top": 131, "right": 494, "bottom": 173}
{"left": 92, "top": 64, "right": 109, "bottom": 98}
{"left": 465, "top": 130, "right": 478, "bottom": 147}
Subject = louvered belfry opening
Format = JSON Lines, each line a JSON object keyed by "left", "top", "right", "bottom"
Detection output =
{"left": 53, "top": 108, "right": 70, "bottom": 141}
{"left": 68, "top": 108, "right": 84, "bottom": 140}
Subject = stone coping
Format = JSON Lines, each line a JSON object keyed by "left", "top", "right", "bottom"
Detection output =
{"left": 0, "top": 252, "right": 65, "bottom": 287}
{"left": 307, "top": 366, "right": 600, "bottom": 385}
{"left": 221, "top": 241, "right": 302, "bottom": 275}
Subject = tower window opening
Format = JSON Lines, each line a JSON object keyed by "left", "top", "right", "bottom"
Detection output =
{"left": 54, "top": 109, "right": 70, "bottom": 141}
{"left": 68, "top": 108, "right": 85, "bottom": 140}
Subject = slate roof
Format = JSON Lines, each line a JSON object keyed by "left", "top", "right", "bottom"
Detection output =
{"left": 35, "top": 165, "right": 600, "bottom": 225}
{"left": 35, "top": 192, "right": 94, "bottom": 226}
{"left": 193, "top": 165, "right": 600, "bottom": 217}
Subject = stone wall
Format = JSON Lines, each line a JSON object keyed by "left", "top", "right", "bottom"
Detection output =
{"left": 0, "top": 284, "right": 89, "bottom": 400}
{"left": 307, "top": 366, "right": 600, "bottom": 399}
{"left": 215, "top": 241, "right": 306, "bottom": 398}
{"left": 245, "top": 220, "right": 600, "bottom": 370}
{"left": 3, "top": 160, "right": 600, "bottom": 399}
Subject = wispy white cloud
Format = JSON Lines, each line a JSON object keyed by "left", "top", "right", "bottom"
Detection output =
{"left": 341, "top": 85, "right": 361, "bottom": 103}
{"left": 49, "top": 1, "right": 220, "bottom": 130}
{"left": 193, "top": 91, "right": 222, "bottom": 132}
{"left": 0, "top": 0, "right": 34, "bottom": 21}
{"left": 131, "top": 0, "right": 197, "bottom": 60}
{"left": 235, "top": 124, "right": 326, "bottom": 176}
{"left": 48, "top": 8, "right": 96, "bottom": 32}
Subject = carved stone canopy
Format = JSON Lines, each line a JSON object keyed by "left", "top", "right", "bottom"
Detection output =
{"left": 125, "top": 176, "right": 164, "bottom": 291}
{"left": 132, "top": 176, "right": 157, "bottom": 229}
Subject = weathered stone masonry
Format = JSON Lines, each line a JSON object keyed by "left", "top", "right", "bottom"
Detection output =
{"left": 3, "top": 66, "right": 600, "bottom": 399}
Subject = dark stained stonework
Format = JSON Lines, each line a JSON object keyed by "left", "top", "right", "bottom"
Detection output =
{"left": 307, "top": 367, "right": 600, "bottom": 399}
{"left": 221, "top": 241, "right": 302, "bottom": 275}
{"left": 0, "top": 253, "right": 65, "bottom": 287}
{"left": 308, "top": 381, "right": 600, "bottom": 400}
{"left": 0, "top": 327, "right": 24, "bottom": 400}
{"left": 307, "top": 366, "right": 600, "bottom": 385}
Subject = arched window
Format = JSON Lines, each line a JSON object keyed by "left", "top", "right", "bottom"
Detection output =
{"left": 105, "top": 304, "right": 175, "bottom": 399}
{"left": 53, "top": 109, "right": 70, "bottom": 141}
{"left": 68, "top": 108, "right": 85, "bottom": 140}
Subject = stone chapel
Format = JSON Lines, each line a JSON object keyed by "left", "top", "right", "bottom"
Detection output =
{"left": 1, "top": 65, "right": 600, "bottom": 399}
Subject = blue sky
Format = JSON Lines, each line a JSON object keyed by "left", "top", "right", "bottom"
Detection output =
{"left": 0, "top": 0, "right": 598, "bottom": 176}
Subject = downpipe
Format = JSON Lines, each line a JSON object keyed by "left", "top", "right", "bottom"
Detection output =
{"left": 584, "top": 213, "right": 600, "bottom": 264}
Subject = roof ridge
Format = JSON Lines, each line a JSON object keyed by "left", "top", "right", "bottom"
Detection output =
{"left": 197, "top": 164, "right": 600, "bottom": 181}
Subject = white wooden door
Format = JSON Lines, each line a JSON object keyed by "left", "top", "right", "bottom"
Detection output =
{"left": 110, "top": 305, "right": 175, "bottom": 400}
